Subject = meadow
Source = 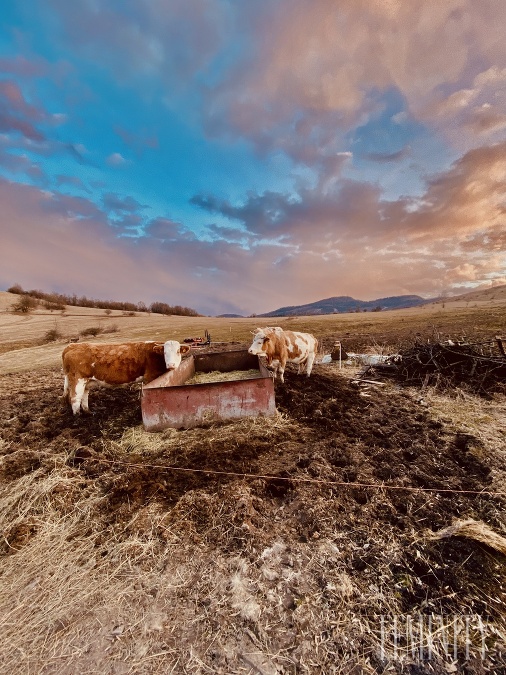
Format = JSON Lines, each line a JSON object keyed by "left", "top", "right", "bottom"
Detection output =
{"left": 0, "top": 289, "right": 505, "bottom": 673}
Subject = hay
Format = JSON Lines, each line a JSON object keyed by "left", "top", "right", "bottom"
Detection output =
{"left": 429, "top": 519, "right": 506, "bottom": 555}
{"left": 185, "top": 368, "right": 261, "bottom": 385}
{"left": 112, "top": 411, "right": 300, "bottom": 457}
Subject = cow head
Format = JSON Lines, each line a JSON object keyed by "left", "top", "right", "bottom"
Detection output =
{"left": 163, "top": 340, "right": 191, "bottom": 370}
{"left": 248, "top": 328, "right": 273, "bottom": 357}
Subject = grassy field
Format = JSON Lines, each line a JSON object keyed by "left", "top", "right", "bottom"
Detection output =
{"left": 1, "top": 289, "right": 505, "bottom": 673}
{"left": 1, "top": 289, "right": 505, "bottom": 374}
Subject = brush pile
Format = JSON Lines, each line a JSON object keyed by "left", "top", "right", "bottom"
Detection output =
{"left": 371, "top": 337, "right": 506, "bottom": 394}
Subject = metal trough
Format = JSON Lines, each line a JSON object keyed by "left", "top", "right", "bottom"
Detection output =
{"left": 141, "top": 349, "right": 276, "bottom": 431}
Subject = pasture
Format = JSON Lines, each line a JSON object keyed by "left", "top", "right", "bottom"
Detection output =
{"left": 1, "top": 291, "right": 506, "bottom": 673}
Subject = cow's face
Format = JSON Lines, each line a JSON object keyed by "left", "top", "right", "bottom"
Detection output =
{"left": 248, "top": 329, "right": 270, "bottom": 356}
{"left": 163, "top": 340, "right": 191, "bottom": 370}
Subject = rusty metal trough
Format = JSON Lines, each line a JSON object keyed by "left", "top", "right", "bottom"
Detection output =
{"left": 141, "top": 349, "right": 276, "bottom": 431}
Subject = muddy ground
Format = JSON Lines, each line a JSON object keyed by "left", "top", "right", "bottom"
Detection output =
{"left": 1, "top": 361, "right": 505, "bottom": 673}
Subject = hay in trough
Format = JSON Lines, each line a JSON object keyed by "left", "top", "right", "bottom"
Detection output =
{"left": 185, "top": 368, "right": 262, "bottom": 385}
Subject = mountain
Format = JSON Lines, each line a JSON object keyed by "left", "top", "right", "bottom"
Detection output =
{"left": 259, "top": 294, "right": 429, "bottom": 317}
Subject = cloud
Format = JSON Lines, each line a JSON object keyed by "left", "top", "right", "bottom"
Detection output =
{"left": 106, "top": 152, "right": 128, "bottom": 167}
{"left": 426, "top": 66, "right": 506, "bottom": 143}
{"left": 144, "top": 218, "right": 187, "bottom": 240}
{"left": 55, "top": 175, "right": 89, "bottom": 191}
{"left": 364, "top": 146, "right": 411, "bottom": 163}
{"left": 1, "top": 3, "right": 505, "bottom": 314}
{"left": 113, "top": 125, "right": 159, "bottom": 155}
{"left": 0, "top": 147, "right": 44, "bottom": 179}
{"left": 190, "top": 140, "right": 506, "bottom": 308}
{"left": 203, "top": 0, "right": 506, "bottom": 163}
{"left": 65, "top": 143, "right": 95, "bottom": 166}
{"left": 0, "top": 55, "right": 47, "bottom": 79}
{"left": 0, "top": 80, "right": 45, "bottom": 141}
{"left": 1, "top": 149, "right": 504, "bottom": 315}
{"left": 102, "top": 193, "right": 146, "bottom": 213}
{"left": 46, "top": 0, "right": 227, "bottom": 85}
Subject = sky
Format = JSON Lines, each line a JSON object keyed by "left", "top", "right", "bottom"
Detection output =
{"left": 0, "top": 0, "right": 505, "bottom": 316}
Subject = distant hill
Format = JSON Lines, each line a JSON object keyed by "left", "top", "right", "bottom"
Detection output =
{"left": 216, "top": 313, "right": 244, "bottom": 318}
{"left": 447, "top": 284, "right": 506, "bottom": 303}
{"left": 260, "top": 294, "right": 430, "bottom": 317}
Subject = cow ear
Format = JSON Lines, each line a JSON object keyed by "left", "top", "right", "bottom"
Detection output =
{"left": 153, "top": 343, "right": 165, "bottom": 355}
{"left": 179, "top": 344, "right": 191, "bottom": 354}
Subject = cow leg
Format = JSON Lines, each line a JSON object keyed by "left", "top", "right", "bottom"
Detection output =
{"left": 277, "top": 359, "right": 286, "bottom": 383}
{"left": 61, "top": 374, "right": 69, "bottom": 404}
{"left": 70, "top": 377, "right": 87, "bottom": 415}
{"left": 81, "top": 382, "right": 92, "bottom": 413}
{"left": 306, "top": 352, "right": 316, "bottom": 376}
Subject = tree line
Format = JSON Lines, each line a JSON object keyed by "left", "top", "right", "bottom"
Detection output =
{"left": 7, "top": 284, "right": 201, "bottom": 317}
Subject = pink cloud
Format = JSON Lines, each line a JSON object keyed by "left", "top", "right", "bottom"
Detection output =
{"left": 1, "top": 139, "right": 505, "bottom": 315}
{"left": 0, "top": 80, "right": 45, "bottom": 141}
{"left": 204, "top": 0, "right": 506, "bottom": 160}
{"left": 0, "top": 55, "right": 47, "bottom": 79}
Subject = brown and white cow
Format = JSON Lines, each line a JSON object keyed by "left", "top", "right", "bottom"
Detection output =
{"left": 61, "top": 340, "right": 191, "bottom": 414}
{"left": 248, "top": 327, "right": 318, "bottom": 383}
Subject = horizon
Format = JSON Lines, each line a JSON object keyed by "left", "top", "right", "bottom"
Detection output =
{"left": 1, "top": 2, "right": 505, "bottom": 316}
{"left": 6, "top": 283, "right": 503, "bottom": 318}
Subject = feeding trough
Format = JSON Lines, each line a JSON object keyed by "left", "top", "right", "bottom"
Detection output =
{"left": 141, "top": 349, "right": 276, "bottom": 431}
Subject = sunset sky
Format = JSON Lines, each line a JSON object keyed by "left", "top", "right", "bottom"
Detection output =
{"left": 0, "top": 1, "right": 505, "bottom": 316}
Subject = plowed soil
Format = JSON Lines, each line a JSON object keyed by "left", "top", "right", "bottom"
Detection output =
{"left": 1, "top": 362, "right": 505, "bottom": 673}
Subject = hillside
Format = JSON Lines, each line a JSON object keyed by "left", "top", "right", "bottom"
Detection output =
{"left": 1, "top": 288, "right": 506, "bottom": 374}
{"left": 260, "top": 294, "right": 429, "bottom": 317}
{"left": 448, "top": 283, "right": 506, "bottom": 303}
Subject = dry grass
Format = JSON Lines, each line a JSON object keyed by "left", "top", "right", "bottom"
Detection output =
{"left": 2, "top": 291, "right": 506, "bottom": 672}
{"left": 1, "top": 289, "right": 506, "bottom": 374}
{"left": 113, "top": 412, "right": 301, "bottom": 458}
{"left": 430, "top": 519, "right": 506, "bottom": 555}
{"left": 418, "top": 388, "right": 506, "bottom": 508}
{"left": 0, "top": 461, "right": 491, "bottom": 675}
{"left": 2, "top": 397, "right": 505, "bottom": 672}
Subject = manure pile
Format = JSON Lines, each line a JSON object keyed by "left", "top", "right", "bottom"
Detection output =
{"left": 0, "top": 365, "right": 505, "bottom": 673}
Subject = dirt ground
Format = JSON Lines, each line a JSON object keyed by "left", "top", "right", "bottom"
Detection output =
{"left": 1, "top": 352, "right": 505, "bottom": 674}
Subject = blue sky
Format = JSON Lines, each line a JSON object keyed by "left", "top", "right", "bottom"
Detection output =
{"left": 1, "top": 0, "right": 505, "bottom": 315}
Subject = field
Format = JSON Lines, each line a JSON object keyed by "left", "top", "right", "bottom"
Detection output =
{"left": 1, "top": 291, "right": 506, "bottom": 673}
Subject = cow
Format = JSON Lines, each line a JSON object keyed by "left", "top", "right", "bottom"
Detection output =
{"left": 61, "top": 340, "right": 191, "bottom": 414}
{"left": 248, "top": 326, "right": 318, "bottom": 383}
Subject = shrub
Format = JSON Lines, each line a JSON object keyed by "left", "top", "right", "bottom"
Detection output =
{"left": 12, "top": 295, "right": 38, "bottom": 313}
{"left": 80, "top": 326, "right": 102, "bottom": 337}
{"left": 104, "top": 309, "right": 112, "bottom": 315}
{"left": 43, "top": 300, "right": 66, "bottom": 311}
{"left": 122, "top": 311, "right": 136, "bottom": 316}
{"left": 42, "top": 328, "right": 63, "bottom": 343}
{"left": 101, "top": 324, "right": 119, "bottom": 334}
